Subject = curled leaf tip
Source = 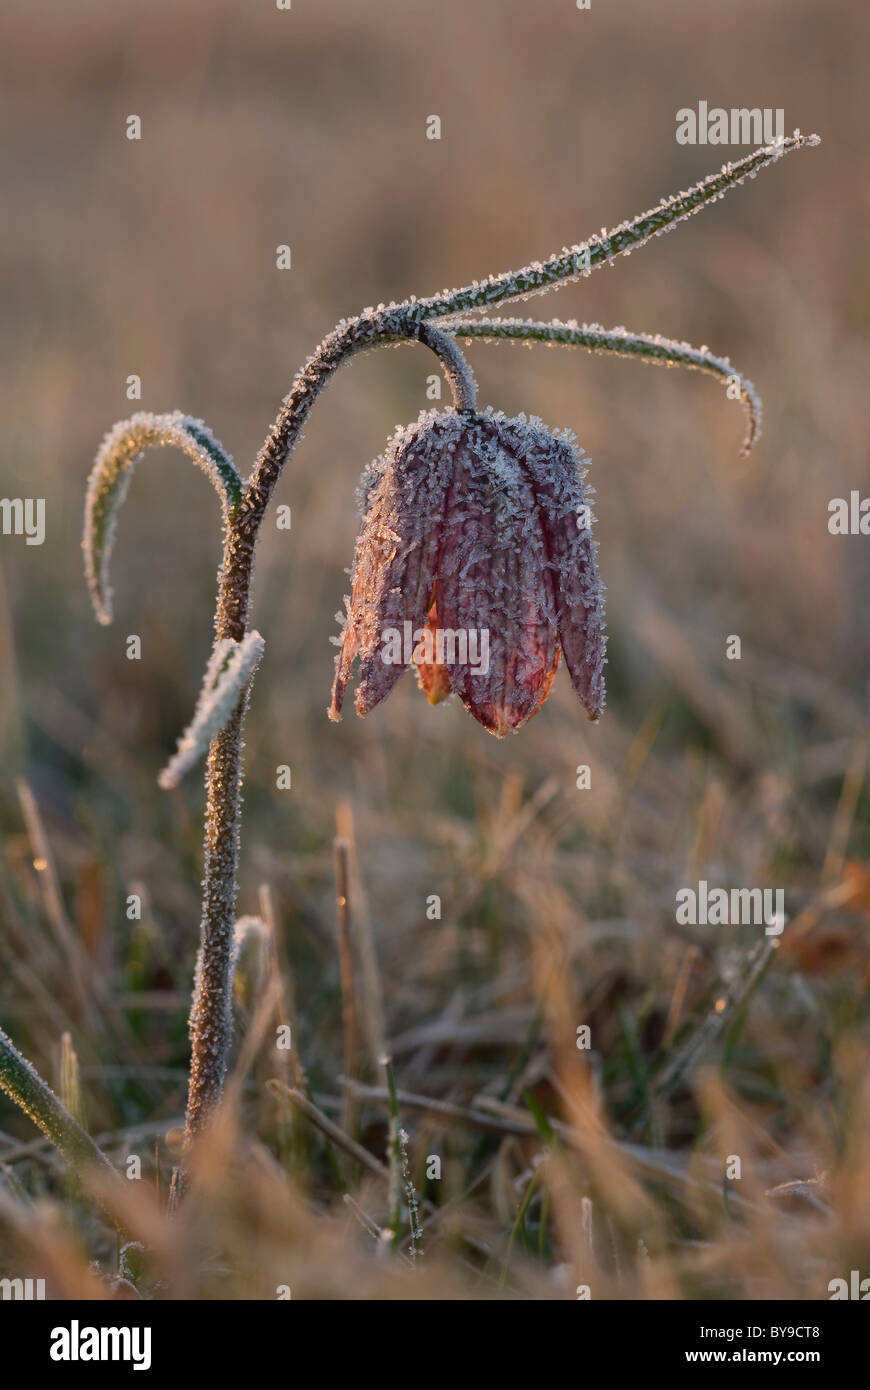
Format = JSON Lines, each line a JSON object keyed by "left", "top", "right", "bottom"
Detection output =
{"left": 447, "top": 318, "right": 763, "bottom": 457}
{"left": 83, "top": 411, "right": 241, "bottom": 626}
{"left": 158, "top": 630, "right": 265, "bottom": 789}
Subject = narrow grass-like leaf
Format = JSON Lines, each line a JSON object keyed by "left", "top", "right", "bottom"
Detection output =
{"left": 382, "top": 1054, "right": 404, "bottom": 1250}
{"left": 654, "top": 940, "right": 776, "bottom": 1097}
{"left": 243, "top": 137, "right": 818, "bottom": 560}
{"left": 0, "top": 1025, "right": 116, "bottom": 1179}
{"left": 158, "top": 631, "right": 265, "bottom": 790}
{"left": 59, "top": 1030, "right": 85, "bottom": 1127}
{"left": 401, "top": 1126, "right": 423, "bottom": 1262}
{"left": 83, "top": 411, "right": 242, "bottom": 625}
{"left": 498, "top": 1168, "right": 541, "bottom": 1290}
{"left": 448, "top": 318, "right": 762, "bottom": 455}
{"left": 415, "top": 134, "right": 819, "bottom": 321}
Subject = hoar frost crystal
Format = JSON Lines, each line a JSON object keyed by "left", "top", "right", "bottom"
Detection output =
{"left": 330, "top": 408, "right": 606, "bottom": 736}
{"left": 0, "top": 137, "right": 818, "bottom": 1177}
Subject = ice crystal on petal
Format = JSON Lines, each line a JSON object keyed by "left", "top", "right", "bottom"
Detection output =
{"left": 331, "top": 409, "right": 605, "bottom": 736}
{"left": 515, "top": 419, "right": 606, "bottom": 718}
{"left": 436, "top": 412, "right": 562, "bottom": 735}
{"left": 329, "top": 411, "right": 463, "bottom": 721}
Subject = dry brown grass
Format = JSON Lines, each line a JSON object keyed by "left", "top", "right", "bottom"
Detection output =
{"left": 1, "top": 0, "right": 869, "bottom": 1299}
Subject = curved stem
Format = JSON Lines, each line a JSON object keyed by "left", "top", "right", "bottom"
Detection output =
{"left": 179, "top": 136, "right": 820, "bottom": 1149}
{"left": 417, "top": 321, "right": 477, "bottom": 413}
{"left": 230, "top": 136, "right": 816, "bottom": 590}
{"left": 181, "top": 316, "right": 475, "bottom": 1150}
{"left": 223, "top": 312, "right": 476, "bottom": 642}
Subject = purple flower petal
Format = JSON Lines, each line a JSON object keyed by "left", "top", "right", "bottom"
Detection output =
{"left": 330, "top": 411, "right": 465, "bottom": 720}
{"left": 435, "top": 412, "right": 560, "bottom": 736}
{"left": 516, "top": 418, "right": 606, "bottom": 719}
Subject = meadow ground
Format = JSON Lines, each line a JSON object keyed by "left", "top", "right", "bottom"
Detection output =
{"left": 1, "top": 0, "right": 869, "bottom": 1299}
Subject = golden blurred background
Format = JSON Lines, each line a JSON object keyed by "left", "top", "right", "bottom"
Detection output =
{"left": 1, "top": 0, "right": 869, "bottom": 1299}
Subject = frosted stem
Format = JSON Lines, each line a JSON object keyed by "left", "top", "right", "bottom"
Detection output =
{"left": 236, "top": 135, "right": 816, "bottom": 568}
{"left": 173, "top": 144, "right": 819, "bottom": 1152}
{"left": 221, "top": 314, "right": 477, "bottom": 637}
{"left": 182, "top": 703, "right": 247, "bottom": 1144}
{"left": 183, "top": 320, "right": 476, "bottom": 1152}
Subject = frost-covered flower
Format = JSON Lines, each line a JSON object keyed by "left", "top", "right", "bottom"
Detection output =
{"left": 329, "top": 408, "right": 606, "bottom": 737}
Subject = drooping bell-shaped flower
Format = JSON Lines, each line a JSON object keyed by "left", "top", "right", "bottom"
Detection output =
{"left": 329, "top": 408, "right": 606, "bottom": 737}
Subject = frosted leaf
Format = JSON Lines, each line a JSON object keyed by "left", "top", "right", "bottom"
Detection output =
{"left": 0, "top": 1023, "right": 116, "bottom": 1177}
{"left": 188, "top": 914, "right": 269, "bottom": 1040}
{"left": 233, "top": 914, "right": 269, "bottom": 952}
{"left": 414, "top": 135, "right": 819, "bottom": 323}
{"left": 83, "top": 411, "right": 242, "bottom": 625}
{"left": 446, "top": 318, "right": 762, "bottom": 455}
{"left": 244, "top": 136, "right": 816, "bottom": 563}
{"left": 158, "top": 630, "right": 265, "bottom": 789}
